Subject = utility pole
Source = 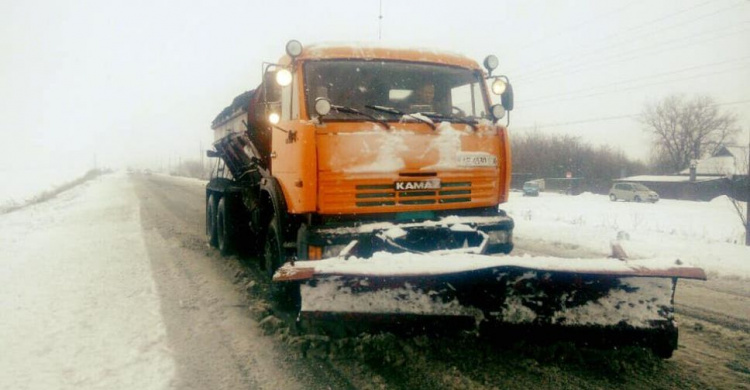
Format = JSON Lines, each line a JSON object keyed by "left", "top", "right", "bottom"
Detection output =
{"left": 378, "top": 0, "right": 383, "bottom": 40}
{"left": 746, "top": 130, "right": 749, "bottom": 246}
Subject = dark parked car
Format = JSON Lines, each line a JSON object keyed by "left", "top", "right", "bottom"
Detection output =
{"left": 522, "top": 181, "right": 540, "bottom": 197}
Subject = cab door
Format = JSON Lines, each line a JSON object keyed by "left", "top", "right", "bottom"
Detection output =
{"left": 268, "top": 67, "right": 316, "bottom": 213}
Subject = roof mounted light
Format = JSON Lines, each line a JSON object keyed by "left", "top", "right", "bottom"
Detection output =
{"left": 286, "top": 40, "right": 303, "bottom": 58}
{"left": 483, "top": 55, "right": 499, "bottom": 76}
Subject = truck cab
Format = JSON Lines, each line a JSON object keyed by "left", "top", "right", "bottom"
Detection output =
{"left": 207, "top": 40, "right": 516, "bottom": 278}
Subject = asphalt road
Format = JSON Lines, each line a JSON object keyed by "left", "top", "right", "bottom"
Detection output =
{"left": 132, "top": 173, "right": 356, "bottom": 390}
{"left": 131, "top": 173, "right": 749, "bottom": 390}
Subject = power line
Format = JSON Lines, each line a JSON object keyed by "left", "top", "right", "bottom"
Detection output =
{"left": 521, "top": 65, "right": 750, "bottom": 109}
{"left": 514, "top": 0, "right": 646, "bottom": 53}
{"left": 514, "top": 99, "right": 750, "bottom": 130}
{"left": 513, "top": 24, "right": 750, "bottom": 87}
{"left": 514, "top": 114, "right": 636, "bottom": 130}
{"left": 513, "top": 1, "right": 747, "bottom": 81}
{"left": 520, "top": 58, "right": 750, "bottom": 106}
{"left": 514, "top": 0, "right": 740, "bottom": 79}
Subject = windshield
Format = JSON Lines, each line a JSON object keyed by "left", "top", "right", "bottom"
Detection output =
{"left": 632, "top": 183, "right": 650, "bottom": 191}
{"left": 304, "top": 60, "right": 488, "bottom": 121}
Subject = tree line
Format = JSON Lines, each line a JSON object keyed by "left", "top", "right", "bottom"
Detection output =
{"left": 510, "top": 131, "right": 648, "bottom": 193}
{"left": 512, "top": 94, "right": 743, "bottom": 194}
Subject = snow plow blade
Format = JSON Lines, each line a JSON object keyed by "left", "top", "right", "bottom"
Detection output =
{"left": 274, "top": 253, "right": 706, "bottom": 357}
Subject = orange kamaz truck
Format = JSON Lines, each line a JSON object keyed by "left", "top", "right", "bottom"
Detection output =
{"left": 207, "top": 41, "right": 704, "bottom": 358}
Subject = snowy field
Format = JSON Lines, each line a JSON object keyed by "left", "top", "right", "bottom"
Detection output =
{"left": 0, "top": 167, "right": 92, "bottom": 207}
{"left": 504, "top": 191, "right": 750, "bottom": 279}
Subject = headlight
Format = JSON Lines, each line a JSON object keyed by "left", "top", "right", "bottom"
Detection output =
{"left": 491, "top": 79, "right": 507, "bottom": 95}
{"left": 268, "top": 112, "right": 280, "bottom": 124}
{"left": 490, "top": 104, "right": 506, "bottom": 120}
{"left": 276, "top": 69, "right": 292, "bottom": 86}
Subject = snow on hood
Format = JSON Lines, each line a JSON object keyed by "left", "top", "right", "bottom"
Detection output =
{"left": 341, "top": 125, "right": 410, "bottom": 173}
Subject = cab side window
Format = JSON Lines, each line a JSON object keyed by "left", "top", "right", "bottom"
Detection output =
{"left": 264, "top": 69, "right": 282, "bottom": 119}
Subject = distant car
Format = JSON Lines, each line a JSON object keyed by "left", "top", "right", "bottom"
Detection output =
{"left": 522, "top": 181, "right": 540, "bottom": 197}
{"left": 609, "top": 183, "right": 659, "bottom": 203}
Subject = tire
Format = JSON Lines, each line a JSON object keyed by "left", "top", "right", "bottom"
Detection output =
{"left": 650, "top": 327, "right": 678, "bottom": 359}
{"left": 609, "top": 194, "right": 616, "bottom": 202}
{"left": 217, "top": 197, "right": 235, "bottom": 256}
{"left": 206, "top": 194, "right": 218, "bottom": 247}
{"left": 634, "top": 195, "right": 642, "bottom": 203}
{"left": 263, "top": 216, "right": 299, "bottom": 308}
{"left": 264, "top": 217, "right": 283, "bottom": 279}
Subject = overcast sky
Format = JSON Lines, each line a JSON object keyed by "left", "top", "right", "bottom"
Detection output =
{"left": 1, "top": 0, "right": 748, "bottom": 174}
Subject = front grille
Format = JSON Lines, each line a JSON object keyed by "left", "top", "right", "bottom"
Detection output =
{"left": 354, "top": 181, "right": 471, "bottom": 207}
{"left": 318, "top": 171, "right": 499, "bottom": 213}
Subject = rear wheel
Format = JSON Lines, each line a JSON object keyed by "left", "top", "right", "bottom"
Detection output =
{"left": 217, "top": 197, "right": 235, "bottom": 255}
{"left": 609, "top": 194, "right": 617, "bottom": 201}
{"left": 206, "top": 194, "right": 218, "bottom": 247}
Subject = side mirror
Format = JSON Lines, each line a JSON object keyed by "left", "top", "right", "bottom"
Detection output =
{"left": 206, "top": 150, "right": 219, "bottom": 158}
{"left": 501, "top": 83, "right": 514, "bottom": 111}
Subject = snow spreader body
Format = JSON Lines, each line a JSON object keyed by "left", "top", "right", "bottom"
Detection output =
{"left": 205, "top": 40, "right": 705, "bottom": 358}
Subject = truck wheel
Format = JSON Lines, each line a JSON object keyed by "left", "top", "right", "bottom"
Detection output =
{"left": 650, "top": 327, "right": 678, "bottom": 359}
{"left": 609, "top": 194, "right": 617, "bottom": 201}
{"left": 206, "top": 194, "right": 218, "bottom": 247}
{"left": 264, "top": 217, "right": 299, "bottom": 308}
{"left": 264, "top": 217, "right": 283, "bottom": 278}
{"left": 217, "top": 197, "right": 234, "bottom": 255}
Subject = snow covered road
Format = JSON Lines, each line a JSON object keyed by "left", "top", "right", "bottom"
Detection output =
{"left": 0, "top": 173, "right": 175, "bottom": 389}
{"left": 1, "top": 172, "right": 747, "bottom": 389}
{"left": 0, "top": 173, "right": 352, "bottom": 390}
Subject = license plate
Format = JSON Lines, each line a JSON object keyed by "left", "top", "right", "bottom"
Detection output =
{"left": 457, "top": 153, "right": 498, "bottom": 167}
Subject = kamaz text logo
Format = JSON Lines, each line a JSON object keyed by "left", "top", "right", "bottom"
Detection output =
{"left": 394, "top": 179, "right": 441, "bottom": 191}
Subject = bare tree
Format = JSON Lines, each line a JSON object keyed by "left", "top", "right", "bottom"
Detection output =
{"left": 640, "top": 95, "right": 739, "bottom": 173}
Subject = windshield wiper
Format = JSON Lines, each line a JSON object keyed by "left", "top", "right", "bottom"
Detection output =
{"left": 331, "top": 105, "right": 390, "bottom": 130}
{"left": 365, "top": 105, "right": 436, "bottom": 130}
{"left": 415, "top": 112, "right": 478, "bottom": 131}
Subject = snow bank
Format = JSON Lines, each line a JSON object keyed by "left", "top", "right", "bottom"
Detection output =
{"left": 0, "top": 172, "right": 175, "bottom": 389}
{"left": 504, "top": 192, "right": 750, "bottom": 279}
{"left": 0, "top": 166, "right": 91, "bottom": 207}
